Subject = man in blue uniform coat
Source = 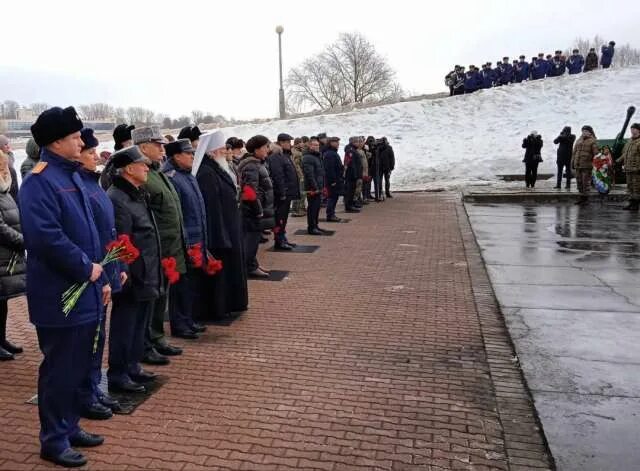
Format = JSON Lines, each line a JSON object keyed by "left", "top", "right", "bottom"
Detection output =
{"left": 19, "top": 106, "right": 108, "bottom": 468}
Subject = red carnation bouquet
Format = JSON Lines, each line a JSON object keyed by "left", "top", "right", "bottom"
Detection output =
{"left": 187, "top": 243, "right": 204, "bottom": 268}
{"left": 161, "top": 257, "right": 181, "bottom": 284}
{"left": 241, "top": 185, "right": 257, "bottom": 202}
{"left": 205, "top": 251, "right": 223, "bottom": 276}
{"left": 62, "top": 234, "right": 139, "bottom": 316}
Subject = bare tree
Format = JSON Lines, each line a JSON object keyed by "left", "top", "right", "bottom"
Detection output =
{"left": 614, "top": 44, "right": 640, "bottom": 67}
{"left": 286, "top": 32, "right": 402, "bottom": 112}
{"left": 172, "top": 116, "right": 191, "bottom": 128}
{"left": 2, "top": 100, "right": 19, "bottom": 119}
{"left": 127, "top": 107, "right": 155, "bottom": 125}
{"left": 79, "top": 103, "right": 115, "bottom": 121}
{"left": 30, "top": 102, "right": 49, "bottom": 115}
{"left": 114, "top": 107, "right": 127, "bottom": 124}
{"left": 191, "top": 110, "right": 204, "bottom": 125}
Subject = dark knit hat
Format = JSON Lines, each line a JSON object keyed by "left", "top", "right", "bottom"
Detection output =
{"left": 317, "top": 132, "right": 327, "bottom": 140}
{"left": 113, "top": 124, "right": 135, "bottom": 150}
{"left": 277, "top": 133, "right": 293, "bottom": 142}
{"left": 245, "top": 135, "right": 270, "bottom": 154}
{"left": 631, "top": 123, "right": 640, "bottom": 131}
{"left": 30, "top": 106, "right": 83, "bottom": 147}
{"left": 80, "top": 128, "right": 99, "bottom": 150}
{"left": 165, "top": 138, "right": 195, "bottom": 157}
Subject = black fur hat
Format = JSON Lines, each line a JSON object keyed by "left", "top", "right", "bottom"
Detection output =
{"left": 31, "top": 106, "right": 83, "bottom": 147}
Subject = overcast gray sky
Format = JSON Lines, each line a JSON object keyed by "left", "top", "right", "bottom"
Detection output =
{"left": 2, "top": 0, "right": 638, "bottom": 120}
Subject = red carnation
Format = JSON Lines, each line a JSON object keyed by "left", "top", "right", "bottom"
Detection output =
{"left": 161, "top": 257, "right": 181, "bottom": 285}
{"left": 187, "top": 243, "right": 204, "bottom": 268}
{"left": 105, "top": 234, "right": 139, "bottom": 265}
{"left": 205, "top": 256, "right": 223, "bottom": 276}
{"left": 241, "top": 185, "right": 257, "bottom": 202}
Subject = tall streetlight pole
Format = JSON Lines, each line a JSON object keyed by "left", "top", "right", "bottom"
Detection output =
{"left": 276, "top": 25, "right": 286, "bottom": 119}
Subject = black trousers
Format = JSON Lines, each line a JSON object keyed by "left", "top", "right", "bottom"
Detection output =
{"left": 373, "top": 172, "right": 383, "bottom": 200}
{"left": 557, "top": 162, "right": 571, "bottom": 187}
{"left": 169, "top": 274, "right": 194, "bottom": 333}
{"left": 326, "top": 190, "right": 339, "bottom": 218}
{"left": 0, "top": 299, "right": 7, "bottom": 341}
{"left": 274, "top": 197, "right": 292, "bottom": 243}
{"left": 344, "top": 180, "right": 357, "bottom": 208}
{"left": 109, "top": 297, "right": 154, "bottom": 384}
{"left": 307, "top": 194, "right": 321, "bottom": 230}
{"left": 37, "top": 322, "right": 96, "bottom": 455}
{"left": 244, "top": 230, "right": 262, "bottom": 272}
{"left": 525, "top": 162, "right": 539, "bottom": 187}
{"left": 384, "top": 171, "right": 392, "bottom": 195}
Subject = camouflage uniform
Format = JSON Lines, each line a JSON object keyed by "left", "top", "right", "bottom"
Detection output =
{"left": 290, "top": 146, "right": 306, "bottom": 216}
{"left": 571, "top": 136, "right": 598, "bottom": 194}
{"left": 618, "top": 136, "right": 640, "bottom": 198}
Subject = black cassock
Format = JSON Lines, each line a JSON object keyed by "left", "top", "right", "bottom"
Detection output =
{"left": 196, "top": 157, "right": 248, "bottom": 319}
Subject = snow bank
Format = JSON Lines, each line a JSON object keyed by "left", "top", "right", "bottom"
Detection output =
{"left": 11, "top": 67, "right": 639, "bottom": 190}
{"left": 218, "top": 67, "right": 640, "bottom": 190}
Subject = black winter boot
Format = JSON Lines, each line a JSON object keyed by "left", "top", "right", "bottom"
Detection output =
{"left": 0, "top": 309, "right": 22, "bottom": 354}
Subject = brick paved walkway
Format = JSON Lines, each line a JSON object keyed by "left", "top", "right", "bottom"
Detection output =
{"left": 0, "top": 193, "right": 552, "bottom": 470}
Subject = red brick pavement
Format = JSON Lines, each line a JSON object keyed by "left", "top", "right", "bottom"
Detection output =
{"left": 0, "top": 193, "right": 552, "bottom": 470}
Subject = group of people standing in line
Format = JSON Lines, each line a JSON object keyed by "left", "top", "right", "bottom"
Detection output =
{"left": 446, "top": 40, "right": 616, "bottom": 95}
{"left": 521, "top": 122, "right": 640, "bottom": 209}
{"left": 0, "top": 104, "right": 397, "bottom": 468}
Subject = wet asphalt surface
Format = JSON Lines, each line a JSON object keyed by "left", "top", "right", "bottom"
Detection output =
{"left": 466, "top": 202, "right": 640, "bottom": 471}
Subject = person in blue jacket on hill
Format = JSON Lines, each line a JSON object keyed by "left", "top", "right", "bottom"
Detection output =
{"left": 20, "top": 106, "right": 108, "bottom": 468}
{"left": 601, "top": 41, "right": 615, "bottom": 69}
{"left": 530, "top": 57, "right": 545, "bottom": 80}
{"left": 515, "top": 55, "right": 529, "bottom": 83}
{"left": 551, "top": 51, "right": 566, "bottom": 76}
{"left": 464, "top": 65, "right": 480, "bottom": 93}
{"left": 480, "top": 63, "right": 495, "bottom": 88}
{"left": 492, "top": 61, "right": 503, "bottom": 86}
{"left": 499, "top": 57, "right": 514, "bottom": 85}
{"left": 567, "top": 49, "right": 585, "bottom": 74}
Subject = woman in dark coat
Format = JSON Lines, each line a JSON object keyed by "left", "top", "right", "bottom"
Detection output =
{"left": 196, "top": 133, "right": 248, "bottom": 321}
{"left": 77, "top": 128, "right": 123, "bottom": 417}
{"left": 0, "top": 150, "right": 25, "bottom": 360}
{"left": 522, "top": 131, "right": 543, "bottom": 188}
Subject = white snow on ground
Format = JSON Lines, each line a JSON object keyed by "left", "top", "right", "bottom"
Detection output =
{"left": 217, "top": 66, "right": 640, "bottom": 190}
{"left": 11, "top": 67, "right": 640, "bottom": 190}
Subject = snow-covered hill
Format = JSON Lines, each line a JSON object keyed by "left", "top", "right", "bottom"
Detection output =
{"left": 219, "top": 67, "right": 640, "bottom": 190}
{"left": 10, "top": 67, "right": 639, "bottom": 190}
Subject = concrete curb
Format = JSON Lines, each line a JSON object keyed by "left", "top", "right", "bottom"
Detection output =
{"left": 462, "top": 190, "right": 627, "bottom": 204}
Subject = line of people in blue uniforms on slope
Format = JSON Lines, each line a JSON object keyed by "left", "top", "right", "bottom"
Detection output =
{"left": 445, "top": 40, "right": 616, "bottom": 96}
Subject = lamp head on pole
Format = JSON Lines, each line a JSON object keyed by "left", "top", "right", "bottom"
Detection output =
{"left": 275, "top": 25, "right": 284, "bottom": 35}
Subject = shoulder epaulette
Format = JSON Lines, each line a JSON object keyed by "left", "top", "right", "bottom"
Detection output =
{"left": 31, "top": 162, "right": 48, "bottom": 174}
